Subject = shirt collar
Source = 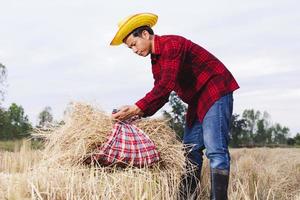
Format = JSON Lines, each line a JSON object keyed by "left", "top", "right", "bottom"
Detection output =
{"left": 151, "top": 35, "right": 161, "bottom": 61}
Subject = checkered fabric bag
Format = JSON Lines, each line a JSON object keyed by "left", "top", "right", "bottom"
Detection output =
{"left": 92, "top": 117, "right": 160, "bottom": 167}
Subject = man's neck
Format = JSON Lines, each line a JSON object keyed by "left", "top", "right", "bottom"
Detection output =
{"left": 151, "top": 35, "right": 155, "bottom": 54}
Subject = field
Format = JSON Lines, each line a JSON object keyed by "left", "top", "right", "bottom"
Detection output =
{"left": 0, "top": 140, "right": 299, "bottom": 200}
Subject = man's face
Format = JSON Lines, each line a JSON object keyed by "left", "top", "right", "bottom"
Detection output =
{"left": 124, "top": 30, "right": 152, "bottom": 57}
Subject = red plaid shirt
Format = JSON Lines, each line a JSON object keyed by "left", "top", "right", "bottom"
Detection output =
{"left": 135, "top": 35, "right": 239, "bottom": 127}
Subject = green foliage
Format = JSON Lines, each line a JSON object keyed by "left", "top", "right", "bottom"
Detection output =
{"left": 230, "top": 114, "right": 247, "bottom": 147}
{"left": 269, "top": 123, "right": 289, "bottom": 145}
{"left": 0, "top": 103, "right": 32, "bottom": 139}
{"left": 163, "top": 92, "right": 187, "bottom": 139}
{"left": 287, "top": 137, "right": 295, "bottom": 146}
{"left": 242, "top": 109, "right": 261, "bottom": 144}
{"left": 231, "top": 109, "right": 291, "bottom": 147}
{"left": 254, "top": 112, "right": 272, "bottom": 144}
{"left": 293, "top": 133, "right": 300, "bottom": 146}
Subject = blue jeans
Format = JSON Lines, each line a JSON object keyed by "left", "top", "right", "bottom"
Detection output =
{"left": 183, "top": 93, "right": 233, "bottom": 170}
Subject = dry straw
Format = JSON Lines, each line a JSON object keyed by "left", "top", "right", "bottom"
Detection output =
{"left": 39, "top": 102, "right": 186, "bottom": 172}
{"left": 26, "top": 102, "right": 187, "bottom": 199}
{"left": 40, "top": 102, "right": 113, "bottom": 166}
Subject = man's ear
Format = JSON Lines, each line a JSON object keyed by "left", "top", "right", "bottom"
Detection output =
{"left": 142, "top": 30, "right": 150, "bottom": 39}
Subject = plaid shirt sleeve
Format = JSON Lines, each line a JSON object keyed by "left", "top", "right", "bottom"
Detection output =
{"left": 135, "top": 40, "right": 182, "bottom": 117}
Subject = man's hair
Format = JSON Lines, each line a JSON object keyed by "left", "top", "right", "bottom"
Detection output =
{"left": 131, "top": 26, "right": 154, "bottom": 37}
{"left": 123, "top": 26, "right": 154, "bottom": 42}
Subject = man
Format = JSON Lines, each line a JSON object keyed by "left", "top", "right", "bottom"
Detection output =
{"left": 110, "top": 13, "right": 239, "bottom": 200}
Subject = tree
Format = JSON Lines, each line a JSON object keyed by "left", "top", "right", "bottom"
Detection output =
{"left": 8, "top": 103, "right": 32, "bottom": 138}
{"left": 242, "top": 109, "right": 261, "bottom": 145}
{"left": 287, "top": 137, "right": 295, "bottom": 145}
{"left": 254, "top": 112, "right": 271, "bottom": 145}
{"left": 230, "top": 114, "right": 247, "bottom": 147}
{"left": 271, "top": 123, "right": 289, "bottom": 144}
{"left": 38, "top": 106, "right": 53, "bottom": 127}
{"left": 255, "top": 119, "right": 266, "bottom": 144}
{"left": 163, "top": 92, "right": 187, "bottom": 139}
{"left": 242, "top": 110, "right": 275, "bottom": 145}
{"left": 0, "top": 108, "right": 10, "bottom": 139}
{"left": 0, "top": 103, "right": 32, "bottom": 139}
{"left": 231, "top": 109, "right": 291, "bottom": 146}
{"left": 0, "top": 63, "right": 7, "bottom": 103}
{"left": 293, "top": 133, "right": 300, "bottom": 146}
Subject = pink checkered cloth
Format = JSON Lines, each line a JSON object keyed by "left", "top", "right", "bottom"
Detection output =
{"left": 92, "top": 117, "right": 160, "bottom": 167}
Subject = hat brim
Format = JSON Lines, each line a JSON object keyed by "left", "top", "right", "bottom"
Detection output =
{"left": 110, "top": 13, "right": 158, "bottom": 46}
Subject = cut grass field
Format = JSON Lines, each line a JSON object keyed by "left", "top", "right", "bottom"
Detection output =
{"left": 0, "top": 139, "right": 43, "bottom": 152}
{"left": 0, "top": 140, "right": 299, "bottom": 200}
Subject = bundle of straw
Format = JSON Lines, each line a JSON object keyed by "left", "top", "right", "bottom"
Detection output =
{"left": 40, "top": 102, "right": 185, "bottom": 173}
{"left": 40, "top": 102, "right": 112, "bottom": 166}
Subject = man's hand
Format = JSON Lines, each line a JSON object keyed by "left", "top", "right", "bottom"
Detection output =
{"left": 111, "top": 105, "right": 143, "bottom": 121}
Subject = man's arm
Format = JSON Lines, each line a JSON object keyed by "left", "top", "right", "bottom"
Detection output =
{"left": 112, "top": 40, "right": 183, "bottom": 121}
{"left": 135, "top": 40, "right": 183, "bottom": 116}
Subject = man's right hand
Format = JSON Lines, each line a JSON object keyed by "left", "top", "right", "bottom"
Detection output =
{"left": 111, "top": 105, "right": 142, "bottom": 121}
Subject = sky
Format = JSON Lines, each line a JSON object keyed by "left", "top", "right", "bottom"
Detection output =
{"left": 1, "top": 0, "right": 299, "bottom": 136}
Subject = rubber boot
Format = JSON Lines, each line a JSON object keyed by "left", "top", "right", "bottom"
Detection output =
{"left": 210, "top": 168, "right": 229, "bottom": 200}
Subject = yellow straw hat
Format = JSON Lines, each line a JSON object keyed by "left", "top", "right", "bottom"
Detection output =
{"left": 110, "top": 12, "right": 158, "bottom": 46}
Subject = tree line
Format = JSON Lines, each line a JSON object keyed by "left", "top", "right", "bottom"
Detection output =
{"left": 0, "top": 104, "right": 54, "bottom": 140}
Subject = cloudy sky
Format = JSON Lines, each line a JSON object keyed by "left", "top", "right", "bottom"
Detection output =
{"left": 1, "top": 0, "right": 299, "bottom": 136}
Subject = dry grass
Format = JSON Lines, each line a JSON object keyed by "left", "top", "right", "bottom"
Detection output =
{"left": 0, "top": 140, "right": 182, "bottom": 200}
{"left": 0, "top": 144, "right": 299, "bottom": 199}
{"left": 0, "top": 103, "right": 299, "bottom": 199}
{"left": 0, "top": 102, "right": 186, "bottom": 200}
